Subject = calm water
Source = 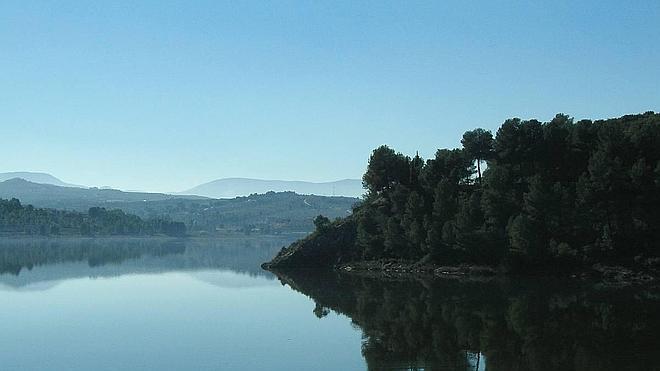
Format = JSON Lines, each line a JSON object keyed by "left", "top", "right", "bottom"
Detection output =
{"left": 0, "top": 237, "right": 658, "bottom": 371}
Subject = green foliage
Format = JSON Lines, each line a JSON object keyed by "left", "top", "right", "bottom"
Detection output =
{"left": 302, "top": 111, "right": 660, "bottom": 269}
{"left": 313, "top": 215, "right": 331, "bottom": 232}
{"left": 356, "top": 207, "right": 383, "bottom": 260}
{"left": 122, "top": 192, "right": 355, "bottom": 235}
{"left": 0, "top": 179, "right": 358, "bottom": 236}
{"left": 383, "top": 217, "right": 407, "bottom": 258}
{"left": 362, "top": 145, "right": 411, "bottom": 194}
{"left": 0, "top": 198, "right": 186, "bottom": 236}
{"left": 461, "top": 128, "right": 493, "bottom": 183}
{"left": 402, "top": 191, "right": 425, "bottom": 256}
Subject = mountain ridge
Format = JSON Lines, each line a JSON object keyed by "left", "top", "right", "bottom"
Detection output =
{"left": 0, "top": 178, "right": 205, "bottom": 211}
{"left": 181, "top": 178, "right": 364, "bottom": 199}
{"left": 0, "top": 172, "right": 84, "bottom": 188}
{"left": 0, "top": 178, "right": 358, "bottom": 235}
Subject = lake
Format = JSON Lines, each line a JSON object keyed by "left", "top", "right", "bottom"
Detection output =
{"left": 0, "top": 237, "right": 658, "bottom": 370}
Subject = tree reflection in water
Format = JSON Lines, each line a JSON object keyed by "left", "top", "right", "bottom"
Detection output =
{"left": 0, "top": 236, "right": 295, "bottom": 279}
{"left": 273, "top": 270, "right": 660, "bottom": 371}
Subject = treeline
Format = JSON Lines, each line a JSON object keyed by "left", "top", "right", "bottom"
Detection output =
{"left": 0, "top": 198, "right": 186, "bottom": 236}
{"left": 314, "top": 112, "right": 660, "bottom": 269}
{"left": 130, "top": 191, "right": 355, "bottom": 235}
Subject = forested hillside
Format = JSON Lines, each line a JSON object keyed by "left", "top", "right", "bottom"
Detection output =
{"left": 267, "top": 112, "right": 660, "bottom": 270}
{"left": 0, "top": 179, "right": 357, "bottom": 235}
{"left": 0, "top": 198, "right": 186, "bottom": 237}
{"left": 118, "top": 192, "right": 356, "bottom": 235}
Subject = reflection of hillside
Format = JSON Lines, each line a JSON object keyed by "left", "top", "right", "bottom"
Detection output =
{"left": 274, "top": 271, "right": 660, "bottom": 371}
{"left": 190, "top": 270, "right": 278, "bottom": 289}
{"left": 0, "top": 237, "right": 296, "bottom": 289}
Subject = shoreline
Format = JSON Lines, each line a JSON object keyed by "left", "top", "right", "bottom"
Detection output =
{"left": 337, "top": 260, "right": 498, "bottom": 280}
{"left": 264, "top": 259, "right": 660, "bottom": 287}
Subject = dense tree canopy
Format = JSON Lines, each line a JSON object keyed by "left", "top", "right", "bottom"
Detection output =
{"left": 0, "top": 198, "right": 186, "bottom": 236}
{"left": 461, "top": 128, "right": 494, "bottom": 183}
{"left": 311, "top": 112, "right": 660, "bottom": 269}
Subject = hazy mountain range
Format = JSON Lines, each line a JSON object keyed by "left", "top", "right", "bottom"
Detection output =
{"left": 0, "top": 172, "right": 364, "bottom": 198}
{"left": 180, "top": 178, "right": 364, "bottom": 198}
{"left": 0, "top": 172, "right": 83, "bottom": 188}
{"left": 0, "top": 178, "right": 201, "bottom": 210}
{"left": 0, "top": 174, "right": 359, "bottom": 235}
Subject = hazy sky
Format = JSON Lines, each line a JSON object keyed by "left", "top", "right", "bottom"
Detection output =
{"left": 1, "top": 1, "right": 658, "bottom": 192}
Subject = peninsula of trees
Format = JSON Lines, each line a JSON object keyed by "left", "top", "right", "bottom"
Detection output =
{"left": 264, "top": 112, "right": 660, "bottom": 272}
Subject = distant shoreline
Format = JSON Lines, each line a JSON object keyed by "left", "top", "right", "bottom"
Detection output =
{"left": 0, "top": 232, "right": 302, "bottom": 240}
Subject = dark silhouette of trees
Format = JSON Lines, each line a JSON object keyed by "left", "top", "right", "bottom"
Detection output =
{"left": 313, "top": 215, "right": 331, "bottom": 232}
{"left": 362, "top": 145, "right": 411, "bottom": 194}
{"left": 292, "top": 111, "right": 660, "bottom": 270}
{"left": 461, "top": 128, "right": 493, "bottom": 183}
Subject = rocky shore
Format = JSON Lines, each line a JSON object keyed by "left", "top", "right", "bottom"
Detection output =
{"left": 337, "top": 260, "right": 658, "bottom": 286}
{"left": 264, "top": 254, "right": 659, "bottom": 287}
{"left": 337, "top": 260, "right": 497, "bottom": 279}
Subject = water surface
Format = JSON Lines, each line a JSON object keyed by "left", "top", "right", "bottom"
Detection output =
{"left": 0, "top": 237, "right": 364, "bottom": 370}
{"left": 0, "top": 237, "right": 658, "bottom": 370}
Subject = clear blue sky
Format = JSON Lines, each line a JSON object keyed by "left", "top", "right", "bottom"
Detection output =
{"left": 1, "top": 1, "right": 658, "bottom": 192}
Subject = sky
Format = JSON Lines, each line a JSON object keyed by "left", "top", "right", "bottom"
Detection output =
{"left": 1, "top": 1, "right": 659, "bottom": 192}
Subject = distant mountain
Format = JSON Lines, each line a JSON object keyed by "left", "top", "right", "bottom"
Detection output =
{"left": 181, "top": 178, "right": 364, "bottom": 198}
{"left": 0, "top": 172, "right": 83, "bottom": 188}
{"left": 0, "top": 178, "right": 204, "bottom": 211}
{"left": 0, "top": 179, "right": 358, "bottom": 235}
